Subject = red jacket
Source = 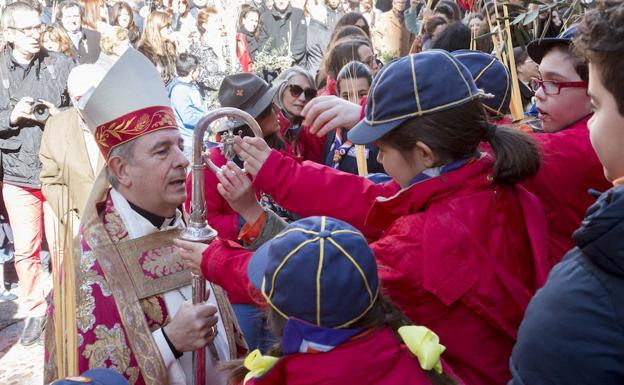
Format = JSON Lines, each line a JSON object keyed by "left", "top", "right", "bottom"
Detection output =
{"left": 278, "top": 111, "right": 326, "bottom": 164}
{"left": 244, "top": 326, "right": 462, "bottom": 385}
{"left": 523, "top": 116, "right": 610, "bottom": 266}
{"left": 236, "top": 32, "right": 253, "bottom": 73}
{"left": 319, "top": 76, "right": 337, "bottom": 96}
{"left": 202, "top": 152, "right": 550, "bottom": 385}
{"left": 186, "top": 126, "right": 326, "bottom": 241}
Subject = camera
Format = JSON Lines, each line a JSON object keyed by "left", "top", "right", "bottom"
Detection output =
{"left": 31, "top": 99, "right": 50, "bottom": 123}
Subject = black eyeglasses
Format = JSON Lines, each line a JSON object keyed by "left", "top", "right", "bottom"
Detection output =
{"left": 288, "top": 84, "right": 317, "bottom": 100}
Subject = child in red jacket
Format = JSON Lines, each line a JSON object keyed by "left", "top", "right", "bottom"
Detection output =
{"left": 228, "top": 216, "right": 462, "bottom": 385}
{"left": 177, "top": 50, "right": 550, "bottom": 385}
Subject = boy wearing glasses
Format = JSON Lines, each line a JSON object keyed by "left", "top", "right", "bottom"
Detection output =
{"left": 510, "top": 2, "right": 624, "bottom": 383}
{"left": 0, "top": 2, "right": 73, "bottom": 345}
{"left": 521, "top": 26, "right": 611, "bottom": 266}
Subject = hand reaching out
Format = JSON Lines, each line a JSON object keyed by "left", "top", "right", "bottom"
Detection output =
{"left": 216, "top": 161, "right": 263, "bottom": 225}
{"left": 233, "top": 136, "right": 271, "bottom": 178}
{"left": 301, "top": 96, "right": 363, "bottom": 137}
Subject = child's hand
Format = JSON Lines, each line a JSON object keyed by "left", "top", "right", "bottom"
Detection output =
{"left": 174, "top": 238, "right": 209, "bottom": 275}
{"left": 301, "top": 96, "right": 362, "bottom": 137}
{"left": 216, "top": 161, "right": 263, "bottom": 224}
{"left": 234, "top": 136, "right": 271, "bottom": 178}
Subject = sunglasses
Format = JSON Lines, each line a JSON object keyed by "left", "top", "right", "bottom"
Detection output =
{"left": 288, "top": 84, "right": 317, "bottom": 100}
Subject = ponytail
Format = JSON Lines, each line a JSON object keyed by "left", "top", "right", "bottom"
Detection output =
{"left": 380, "top": 100, "right": 541, "bottom": 186}
{"left": 484, "top": 124, "right": 542, "bottom": 185}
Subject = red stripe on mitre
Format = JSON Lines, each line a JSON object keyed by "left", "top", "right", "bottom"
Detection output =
{"left": 94, "top": 106, "right": 177, "bottom": 159}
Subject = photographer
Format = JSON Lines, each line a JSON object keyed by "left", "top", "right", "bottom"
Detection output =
{"left": 0, "top": 1, "right": 73, "bottom": 346}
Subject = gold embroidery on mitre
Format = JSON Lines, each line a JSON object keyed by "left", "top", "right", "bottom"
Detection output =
{"left": 95, "top": 116, "right": 137, "bottom": 149}
{"left": 82, "top": 324, "right": 131, "bottom": 370}
{"left": 95, "top": 108, "right": 176, "bottom": 151}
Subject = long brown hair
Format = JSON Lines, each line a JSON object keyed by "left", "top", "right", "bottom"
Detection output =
{"left": 41, "top": 25, "right": 74, "bottom": 57}
{"left": 111, "top": 2, "right": 139, "bottom": 35}
{"left": 81, "top": 0, "right": 106, "bottom": 30}
{"left": 138, "top": 11, "right": 175, "bottom": 56}
{"left": 224, "top": 296, "right": 458, "bottom": 385}
{"left": 323, "top": 36, "right": 372, "bottom": 80}
{"left": 379, "top": 100, "right": 541, "bottom": 186}
{"left": 137, "top": 11, "right": 177, "bottom": 83}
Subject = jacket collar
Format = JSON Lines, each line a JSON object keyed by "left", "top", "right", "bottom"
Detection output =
{"left": 366, "top": 155, "right": 494, "bottom": 230}
{"left": 573, "top": 184, "right": 624, "bottom": 278}
{"left": 5, "top": 45, "right": 46, "bottom": 73}
{"left": 271, "top": 4, "right": 292, "bottom": 19}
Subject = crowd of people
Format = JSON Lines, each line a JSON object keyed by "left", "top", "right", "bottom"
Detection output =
{"left": 0, "top": 0, "right": 623, "bottom": 384}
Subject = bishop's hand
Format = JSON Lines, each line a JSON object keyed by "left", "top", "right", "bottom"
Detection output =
{"left": 163, "top": 298, "right": 219, "bottom": 353}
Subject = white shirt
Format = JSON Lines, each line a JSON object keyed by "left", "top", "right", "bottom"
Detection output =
{"left": 111, "top": 189, "right": 228, "bottom": 385}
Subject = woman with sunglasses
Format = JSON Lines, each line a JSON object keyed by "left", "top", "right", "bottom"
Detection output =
{"left": 274, "top": 67, "right": 326, "bottom": 163}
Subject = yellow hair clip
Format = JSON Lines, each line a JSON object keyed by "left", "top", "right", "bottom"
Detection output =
{"left": 398, "top": 325, "right": 446, "bottom": 374}
{"left": 243, "top": 349, "right": 279, "bottom": 384}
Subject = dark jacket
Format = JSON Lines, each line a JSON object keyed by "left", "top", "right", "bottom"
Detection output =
{"left": 305, "top": 19, "right": 331, "bottom": 77}
{"left": 509, "top": 184, "right": 624, "bottom": 385}
{"left": 68, "top": 28, "right": 101, "bottom": 64}
{"left": 259, "top": 5, "right": 307, "bottom": 66}
{"left": 0, "top": 47, "right": 73, "bottom": 188}
{"left": 322, "top": 128, "right": 385, "bottom": 176}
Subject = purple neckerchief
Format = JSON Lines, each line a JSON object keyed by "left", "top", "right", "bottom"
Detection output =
{"left": 408, "top": 154, "right": 479, "bottom": 186}
{"left": 281, "top": 318, "right": 366, "bottom": 355}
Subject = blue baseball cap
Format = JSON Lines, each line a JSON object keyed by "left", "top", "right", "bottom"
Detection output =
{"left": 452, "top": 50, "right": 511, "bottom": 116}
{"left": 527, "top": 25, "right": 579, "bottom": 64}
{"left": 248, "top": 216, "right": 379, "bottom": 328}
{"left": 348, "top": 50, "right": 482, "bottom": 145}
{"left": 50, "top": 369, "right": 129, "bottom": 385}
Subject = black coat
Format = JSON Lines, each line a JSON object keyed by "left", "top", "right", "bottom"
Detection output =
{"left": 258, "top": 5, "right": 307, "bottom": 66}
{"left": 70, "top": 28, "right": 101, "bottom": 64}
{"left": 509, "top": 185, "right": 624, "bottom": 385}
{"left": 0, "top": 48, "right": 74, "bottom": 188}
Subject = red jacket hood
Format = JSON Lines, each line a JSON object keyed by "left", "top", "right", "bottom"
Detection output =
{"left": 367, "top": 156, "right": 495, "bottom": 230}
{"left": 247, "top": 326, "right": 462, "bottom": 385}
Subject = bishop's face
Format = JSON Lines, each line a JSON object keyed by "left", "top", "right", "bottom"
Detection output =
{"left": 123, "top": 129, "right": 189, "bottom": 217}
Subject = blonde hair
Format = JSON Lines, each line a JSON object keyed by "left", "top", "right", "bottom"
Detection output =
{"left": 196, "top": 7, "right": 218, "bottom": 35}
{"left": 42, "top": 25, "right": 74, "bottom": 57}
{"left": 100, "top": 26, "right": 129, "bottom": 55}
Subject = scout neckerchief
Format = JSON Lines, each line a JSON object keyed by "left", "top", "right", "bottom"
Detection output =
{"left": 280, "top": 318, "right": 369, "bottom": 354}
{"left": 331, "top": 128, "right": 355, "bottom": 169}
{"left": 408, "top": 153, "right": 480, "bottom": 186}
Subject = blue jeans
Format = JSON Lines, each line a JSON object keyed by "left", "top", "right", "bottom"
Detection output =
{"left": 232, "top": 304, "right": 276, "bottom": 353}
